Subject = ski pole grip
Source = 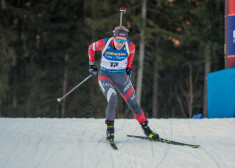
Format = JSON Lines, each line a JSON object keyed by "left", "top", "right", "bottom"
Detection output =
{"left": 120, "top": 7, "right": 127, "bottom": 26}
{"left": 120, "top": 7, "right": 127, "bottom": 13}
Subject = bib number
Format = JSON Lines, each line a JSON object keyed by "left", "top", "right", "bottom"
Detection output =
{"left": 110, "top": 62, "right": 118, "bottom": 67}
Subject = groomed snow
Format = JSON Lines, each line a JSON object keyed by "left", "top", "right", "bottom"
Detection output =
{"left": 0, "top": 118, "right": 235, "bottom": 168}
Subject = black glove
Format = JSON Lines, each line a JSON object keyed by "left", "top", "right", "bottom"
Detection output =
{"left": 126, "top": 68, "right": 132, "bottom": 79}
{"left": 89, "top": 64, "right": 98, "bottom": 76}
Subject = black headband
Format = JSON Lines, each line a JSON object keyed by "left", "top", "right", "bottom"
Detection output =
{"left": 113, "top": 29, "right": 128, "bottom": 38}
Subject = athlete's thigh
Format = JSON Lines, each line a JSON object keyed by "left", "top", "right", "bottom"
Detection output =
{"left": 98, "top": 73, "right": 117, "bottom": 101}
{"left": 114, "top": 73, "right": 133, "bottom": 97}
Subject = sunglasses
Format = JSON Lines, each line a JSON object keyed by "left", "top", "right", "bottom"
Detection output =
{"left": 115, "top": 38, "right": 127, "bottom": 44}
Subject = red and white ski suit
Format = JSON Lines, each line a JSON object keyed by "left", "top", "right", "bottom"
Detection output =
{"left": 88, "top": 38, "right": 147, "bottom": 123}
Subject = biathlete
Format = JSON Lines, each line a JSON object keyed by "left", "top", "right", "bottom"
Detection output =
{"left": 88, "top": 26, "right": 159, "bottom": 142}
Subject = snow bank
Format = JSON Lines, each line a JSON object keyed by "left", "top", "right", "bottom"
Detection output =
{"left": 0, "top": 118, "right": 235, "bottom": 168}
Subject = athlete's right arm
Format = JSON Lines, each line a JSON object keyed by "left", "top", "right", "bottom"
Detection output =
{"left": 88, "top": 39, "right": 106, "bottom": 76}
{"left": 88, "top": 39, "right": 106, "bottom": 63}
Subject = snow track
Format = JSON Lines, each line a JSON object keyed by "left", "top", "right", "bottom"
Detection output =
{"left": 0, "top": 118, "right": 235, "bottom": 168}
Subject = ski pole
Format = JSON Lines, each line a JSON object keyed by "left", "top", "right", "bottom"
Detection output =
{"left": 120, "top": 7, "right": 127, "bottom": 26}
{"left": 57, "top": 74, "right": 92, "bottom": 102}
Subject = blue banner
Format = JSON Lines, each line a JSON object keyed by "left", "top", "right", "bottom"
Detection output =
{"left": 227, "top": 16, "right": 235, "bottom": 56}
{"left": 207, "top": 69, "right": 235, "bottom": 118}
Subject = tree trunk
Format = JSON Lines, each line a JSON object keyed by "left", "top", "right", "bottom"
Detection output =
{"left": 89, "top": 0, "right": 96, "bottom": 113}
{"left": 175, "top": 86, "right": 187, "bottom": 118}
{"left": 203, "top": 43, "right": 211, "bottom": 118}
{"left": 1, "top": 0, "right": 6, "bottom": 9}
{"left": 188, "top": 64, "right": 193, "bottom": 118}
{"left": 12, "top": 94, "right": 17, "bottom": 109}
{"left": 152, "top": 40, "right": 159, "bottom": 118}
{"left": 136, "top": 0, "right": 147, "bottom": 105}
{"left": 61, "top": 54, "right": 69, "bottom": 118}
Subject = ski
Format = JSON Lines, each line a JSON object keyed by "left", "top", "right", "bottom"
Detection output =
{"left": 107, "top": 139, "right": 118, "bottom": 150}
{"left": 127, "top": 135, "right": 200, "bottom": 148}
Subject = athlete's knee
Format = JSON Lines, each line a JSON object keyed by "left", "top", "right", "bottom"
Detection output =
{"left": 108, "top": 94, "right": 118, "bottom": 106}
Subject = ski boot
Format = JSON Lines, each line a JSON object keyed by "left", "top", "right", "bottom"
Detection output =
{"left": 140, "top": 120, "right": 159, "bottom": 140}
{"left": 106, "top": 120, "right": 114, "bottom": 141}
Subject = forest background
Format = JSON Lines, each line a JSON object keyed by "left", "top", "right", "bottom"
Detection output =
{"left": 0, "top": 0, "right": 224, "bottom": 119}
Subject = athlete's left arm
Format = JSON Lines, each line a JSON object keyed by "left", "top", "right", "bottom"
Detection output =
{"left": 127, "top": 41, "right": 135, "bottom": 68}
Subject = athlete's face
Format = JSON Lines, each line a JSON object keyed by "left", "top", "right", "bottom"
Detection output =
{"left": 114, "top": 36, "right": 127, "bottom": 50}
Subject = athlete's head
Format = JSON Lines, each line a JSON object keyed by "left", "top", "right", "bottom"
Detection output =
{"left": 113, "top": 26, "right": 129, "bottom": 50}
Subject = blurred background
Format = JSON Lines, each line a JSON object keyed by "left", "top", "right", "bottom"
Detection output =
{"left": 0, "top": 0, "right": 225, "bottom": 118}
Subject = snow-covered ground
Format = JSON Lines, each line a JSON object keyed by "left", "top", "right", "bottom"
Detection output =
{"left": 0, "top": 118, "right": 235, "bottom": 168}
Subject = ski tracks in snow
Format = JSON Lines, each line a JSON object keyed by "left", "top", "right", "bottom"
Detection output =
{"left": 154, "top": 120, "right": 173, "bottom": 168}
{"left": 185, "top": 121, "right": 223, "bottom": 168}
{"left": 185, "top": 120, "right": 223, "bottom": 168}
